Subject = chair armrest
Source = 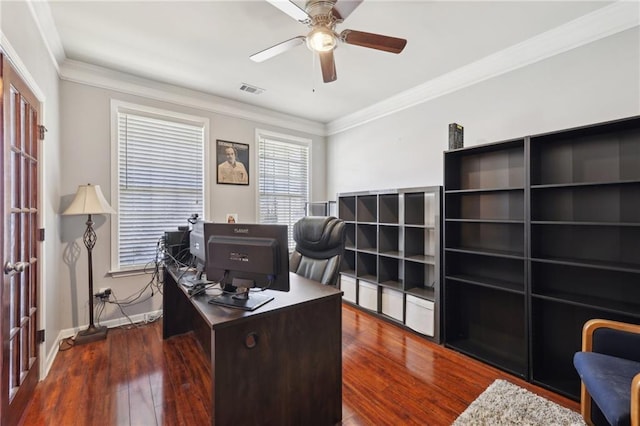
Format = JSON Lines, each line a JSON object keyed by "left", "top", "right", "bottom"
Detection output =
{"left": 583, "top": 319, "right": 640, "bottom": 361}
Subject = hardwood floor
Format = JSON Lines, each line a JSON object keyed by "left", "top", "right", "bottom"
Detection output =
{"left": 20, "top": 304, "right": 579, "bottom": 425}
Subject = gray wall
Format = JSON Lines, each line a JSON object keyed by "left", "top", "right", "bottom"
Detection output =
{"left": 58, "top": 78, "right": 327, "bottom": 333}
{"left": 327, "top": 27, "right": 640, "bottom": 196}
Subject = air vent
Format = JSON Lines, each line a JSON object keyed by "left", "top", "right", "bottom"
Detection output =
{"left": 239, "top": 83, "right": 265, "bottom": 95}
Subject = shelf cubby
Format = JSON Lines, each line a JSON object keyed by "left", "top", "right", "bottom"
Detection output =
{"left": 338, "top": 196, "right": 356, "bottom": 222}
{"left": 404, "top": 260, "right": 435, "bottom": 295}
{"left": 356, "top": 195, "right": 377, "bottom": 223}
{"left": 531, "top": 223, "right": 640, "bottom": 268}
{"left": 379, "top": 194, "right": 399, "bottom": 224}
{"left": 530, "top": 261, "right": 640, "bottom": 317}
{"left": 530, "top": 126, "right": 640, "bottom": 186}
{"left": 444, "top": 140, "right": 525, "bottom": 191}
{"left": 356, "top": 252, "right": 377, "bottom": 282}
{"left": 404, "top": 227, "right": 426, "bottom": 260}
{"left": 446, "top": 189, "right": 524, "bottom": 221}
{"left": 344, "top": 223, "right": 356, "bottom": 249}
{"left": 405, "top": 192, "right": 426, "bottom": 225}
{"left": 378, "top": 256, "right": 401, "bottom": 290}
{"left": 445, "top": 222, "right": 524, "bottom": 256}
{"left": 356, "top": 224, "right": 378, "bottom": 252}
{"left": 341, "top": 249, "right": 356, "bottom": 276}
{"left": 445, "top": 280, "right": 527, "bottom": 378}
{"left": 378, "top": 225, "right": 400, "bottom": 256}
{"left": 445, "top": 251, "right": 524, "bottom": 293}
{"left": 531, "top": 183, "right": 640, "bottom": 223}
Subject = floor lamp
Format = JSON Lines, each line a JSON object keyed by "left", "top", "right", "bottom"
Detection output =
{"left": 63, "top": 184, "right": 116, "bottom": 345}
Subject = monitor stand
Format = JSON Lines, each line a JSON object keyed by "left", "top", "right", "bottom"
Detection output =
{"left": 208, "top": 290, "right": 273, "bottom": 311}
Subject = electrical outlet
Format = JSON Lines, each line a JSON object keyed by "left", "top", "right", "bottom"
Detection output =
{"left": 145, "top": 312, "right": 160, "bottom": 323}
{"left": 95, "top": 287, "right": 112, "bottom": 299}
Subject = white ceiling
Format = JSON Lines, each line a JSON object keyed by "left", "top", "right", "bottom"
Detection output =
{"left": 41, "top": 1, "right": 618, "bottom": 125}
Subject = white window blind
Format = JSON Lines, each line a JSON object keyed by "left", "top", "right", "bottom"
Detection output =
{"left": 116, "top": 111, "right": 204, "bottom": 269}
{"left": 258, "top": 134, "right": 310, "bottom": 250}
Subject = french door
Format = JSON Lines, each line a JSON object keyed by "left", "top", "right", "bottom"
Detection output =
{"left": 1, "top": 53, "right": 41, "bottom": 425}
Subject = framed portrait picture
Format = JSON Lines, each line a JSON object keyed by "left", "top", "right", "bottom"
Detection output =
{"left": 216, "top": 140, "right": 249, "bottom": 185}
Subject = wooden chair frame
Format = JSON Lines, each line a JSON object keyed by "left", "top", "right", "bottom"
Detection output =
{"left": 580, "top": 319, "right": 640, "bottom": 426}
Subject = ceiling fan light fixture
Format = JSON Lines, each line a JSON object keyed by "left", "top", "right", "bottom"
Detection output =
{"left": 307, "top": 27, "right": 337, "bottom": 52}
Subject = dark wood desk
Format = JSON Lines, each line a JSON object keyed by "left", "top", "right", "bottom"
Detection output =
{"left": 163, "top": 267, "right": 343, "bottom": 425}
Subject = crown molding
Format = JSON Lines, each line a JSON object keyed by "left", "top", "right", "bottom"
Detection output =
{"left": 326, "top": 1, "right": 640, "bottom": 135}
{"left": 60, "top": 60, "right": 326, "bottom": 136}
{"left": 26, "top": 0, "right": 64, "bottom": 73}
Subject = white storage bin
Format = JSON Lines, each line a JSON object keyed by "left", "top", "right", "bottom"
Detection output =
{"left": 405, "top": 295, "right": 434, "bottom": 336}
{"left": 340, "top": 275, "right": 357, "bottom": 303}
{"left": 381, "top": 288, "right": 403, "bottom": 321}
{"left": 358, "top": 281, "right": 378, "bottom": 311}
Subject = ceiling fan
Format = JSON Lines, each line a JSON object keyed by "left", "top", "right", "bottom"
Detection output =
{"left": 250, "top": 0, "right": 407, "bottom": 83}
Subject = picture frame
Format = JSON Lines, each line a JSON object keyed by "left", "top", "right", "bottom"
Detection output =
{"left": 216, "top": 140, "right": 249, "bottom": 185}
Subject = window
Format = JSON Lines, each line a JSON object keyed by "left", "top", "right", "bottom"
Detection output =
{"left": 257, "top": 130, "right": 311, "bottom": 250}
{"left": 111, "top": 101, "right": 208, "bottom": 271}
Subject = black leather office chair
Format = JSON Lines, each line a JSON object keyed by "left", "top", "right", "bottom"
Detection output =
{"left": 289, "top": 216, "right": 345, "bottom": 286}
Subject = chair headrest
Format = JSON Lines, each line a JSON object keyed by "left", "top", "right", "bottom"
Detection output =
{"left": 293, "top": 216, "right": 345, "bottom": 258}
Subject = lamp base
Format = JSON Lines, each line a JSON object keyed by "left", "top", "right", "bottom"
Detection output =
{"left": 74, "top": 324, "right": 108, "bottom": 345}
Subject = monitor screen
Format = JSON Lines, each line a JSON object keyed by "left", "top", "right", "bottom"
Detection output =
{"left": 189, "top": 218, "right": 207, "bottom": 265}
{"left": 183, "top": 218, "right": 211, "bottom": 288}
{"left": 204, "top": 223, "right": 290, "bottom": 310}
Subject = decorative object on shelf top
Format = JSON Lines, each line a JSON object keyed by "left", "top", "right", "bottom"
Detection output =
{"left": 448, "top": 123, "right": 464, "bottom": 150}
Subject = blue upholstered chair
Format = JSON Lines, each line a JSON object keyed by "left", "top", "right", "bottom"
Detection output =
{"left": 289, "top": 216, "right": 345, "bottom": 286}
{"left": 573, "top": 319, "right": 640, "bottom": 426}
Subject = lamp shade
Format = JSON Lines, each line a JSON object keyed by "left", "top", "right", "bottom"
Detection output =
{"left": 63, "top": 184, "right": 116, "bottom": 215}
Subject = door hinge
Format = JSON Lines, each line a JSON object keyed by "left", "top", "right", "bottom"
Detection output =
{"left": 36, "top": 329, "right": 45, "bottom": 343}
{"left": 38, "top": 125, "right": 47, "bottom": 141}
{"left": 38, "top": 228, "right": 45, "bottom": 242}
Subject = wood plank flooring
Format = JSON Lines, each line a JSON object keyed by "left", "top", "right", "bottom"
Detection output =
{"left": 20, "top": 304, "right": 579, "bottom": 425}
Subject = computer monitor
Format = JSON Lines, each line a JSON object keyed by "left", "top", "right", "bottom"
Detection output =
{"left": 184, "top": 218, "right": 211, "bottom": 288}
{"left": 204, "top": 223, "right": 290, "bottom": 311}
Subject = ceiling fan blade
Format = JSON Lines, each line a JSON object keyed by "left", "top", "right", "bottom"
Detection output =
{"left": 340, "top": 30, "right": 407, "bottom": 54}
{"left": 319, "top": 51, "right": 337, "bottom": 83}
{"left": 332, "top": 0, "right": 363, "bottom": 21}
{"left": 250, "top": 36, "right": 306, "bottom": 63}
{"left": 265, "top": 0, "right": 310, "bottom": 23}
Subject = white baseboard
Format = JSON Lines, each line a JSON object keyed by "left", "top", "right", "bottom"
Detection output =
{"left": 41, "top": 309, "right": 163, "bottom": 379}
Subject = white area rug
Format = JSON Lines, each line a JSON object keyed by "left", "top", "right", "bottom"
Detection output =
{"left": 453, "top": 379, "right": 586, "bottom": 426}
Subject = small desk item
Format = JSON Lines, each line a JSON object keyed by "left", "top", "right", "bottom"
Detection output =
{"left": 163, "top": 267, "right": 343, "bottom": 425}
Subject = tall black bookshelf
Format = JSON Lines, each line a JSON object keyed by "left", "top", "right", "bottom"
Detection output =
{"left": 443, "top": 115, "right": 640, "bottom": 400}
{"left": 443, "top": 139, "right": 528, "bottom": 378}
